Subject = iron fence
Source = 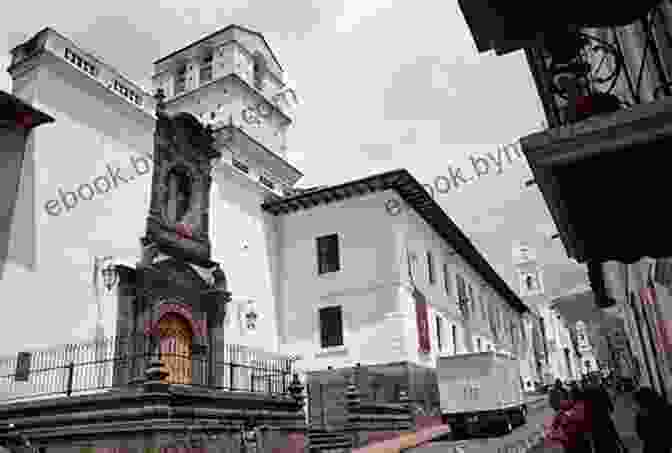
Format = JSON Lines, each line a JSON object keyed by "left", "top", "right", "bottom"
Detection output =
{"left": 0, "top": 334, "right": 297, "bottom": 403}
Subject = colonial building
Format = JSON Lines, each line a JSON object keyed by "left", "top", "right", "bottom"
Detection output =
{"left": 1, "top": 25, "right": 299, "bottom": 354}
{"left": 1, "top": 26, "right": 528, "bottom": 426}
{"left": 261, "top": 170, "right": 529, "bottom": 415}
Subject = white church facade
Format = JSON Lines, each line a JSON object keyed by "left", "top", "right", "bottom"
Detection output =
{"left": 1, "top": 25, "right": 531, "bottom": 406}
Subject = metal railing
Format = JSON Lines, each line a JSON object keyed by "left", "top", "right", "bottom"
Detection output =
{"left": 0, "top": 334, "right": 297, "bottom": 403}
{"left": 527, "top": 1, "right": 672, "bottom": 128}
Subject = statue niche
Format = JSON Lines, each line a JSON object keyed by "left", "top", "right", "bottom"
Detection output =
{"left": 165, "top": 165, "right": 192, "bottom": 223}
{"left": 143, "top": 104, "right": 220, "bottom": 267}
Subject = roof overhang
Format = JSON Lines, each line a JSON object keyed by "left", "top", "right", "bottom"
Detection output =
{"left": 0, "top": 90, "right": 54, "bottom": 130}
{"left": 262, "top": 169, "right": 529, "bottom": 314}
{"left": 520, "top": 95, "right": 672, "bottom": 266}
{"left": 214, "top": 124, "right": 303, "bottom": 186}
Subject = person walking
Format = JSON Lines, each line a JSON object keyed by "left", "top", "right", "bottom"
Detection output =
{"left": 567, "top": 386, "right": 593, "bottom": 453}
{"left": 586, "top": 381, "right": 623, "bottom": 453}
{"left": 550, "top": 379, "right": 569, "bottom": 412}
{"left": 545, "top": 386, "right": 593, "bottom": 453}
{"left": 634, "top": 387, "right": 672, "bottom": 453}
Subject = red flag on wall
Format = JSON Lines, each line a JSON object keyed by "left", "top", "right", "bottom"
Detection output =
{"left": 640, "top": 283, "right": 672, "bottom": 353}
{"left": 414, "top": 288, "right": 431, "bottom": 354}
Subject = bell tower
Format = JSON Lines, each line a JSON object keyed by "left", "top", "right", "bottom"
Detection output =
{"left": 513, "top": 243, "right": 545, "bottom": 298}
{"left": 151, "top": 25, "right": 303, "bottom": 198}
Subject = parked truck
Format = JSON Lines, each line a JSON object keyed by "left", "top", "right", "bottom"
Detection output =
{"left": 437, "top": 351, "right": 527, "bottom": 438}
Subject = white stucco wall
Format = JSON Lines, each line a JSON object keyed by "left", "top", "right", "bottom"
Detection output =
{"left": 276, "top": 189, "right": 521, "bottom": 374}
{"left": 210, "top": 167, "right": 281, "bottom": 354}
{"left": 2, "top": 51, "right": 155, "bottom": 355}
{"left": 275, "top": 190, "right": 400, "bottom": 371}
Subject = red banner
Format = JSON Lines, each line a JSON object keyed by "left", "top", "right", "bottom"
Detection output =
{"left": 416, "top": 299, "right": 431, "bottom": 354}
{"left": 641, "top": 285, "right": 672, "bottom": 353}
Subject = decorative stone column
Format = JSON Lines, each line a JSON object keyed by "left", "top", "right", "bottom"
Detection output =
{"left": 144, "top": 355, "right": 170, "bottom": 393}
{"left": 345, "top": 372, "right": 361, "bottom": 411}
{"left": 288, "top": 373, "right": 306, "bottom": 409}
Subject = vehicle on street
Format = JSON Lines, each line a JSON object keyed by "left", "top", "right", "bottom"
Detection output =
{"left": 437, "top": 351, "right": 527, "bottom": 439}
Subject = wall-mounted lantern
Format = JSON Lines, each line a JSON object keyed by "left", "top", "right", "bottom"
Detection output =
{"left": 245, "top": 301, "right": 258, "bottom": 331}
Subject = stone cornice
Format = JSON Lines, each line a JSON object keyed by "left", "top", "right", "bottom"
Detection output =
{"left": 0, "top": 388, "right": 305, "bottom": 442}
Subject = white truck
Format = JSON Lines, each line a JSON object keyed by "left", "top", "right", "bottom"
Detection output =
{"left": 437, "top": 351, "right": 527, "bottom": 438}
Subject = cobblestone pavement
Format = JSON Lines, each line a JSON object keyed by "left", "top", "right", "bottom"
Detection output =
{"left": 527, "top": 389, "right": 643, "bottom": 453}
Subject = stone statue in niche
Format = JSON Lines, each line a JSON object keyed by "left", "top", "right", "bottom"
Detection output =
{"left": 139, "top": 239, "right": 160, "bottom": 267}
{"left": 526, "top": 275, "right": 537, "bottom": 291}
{"left": 211, "top": 265, "right": 228, "bottom": 293}
{"left": 166, "top": 166, "right": 191, "bottom": 223}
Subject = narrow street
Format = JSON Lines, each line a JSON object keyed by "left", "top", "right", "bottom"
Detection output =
{"left": 409, "top": 389, "right": 644, "bottom": 453}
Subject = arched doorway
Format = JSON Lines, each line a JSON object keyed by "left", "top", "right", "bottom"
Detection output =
{"left": 157, "top": 313, "right": 193, "bottom": 384}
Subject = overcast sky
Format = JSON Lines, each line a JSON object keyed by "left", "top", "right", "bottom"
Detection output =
{"left": 0, "top": 0, "right": 592, "bottom": 351}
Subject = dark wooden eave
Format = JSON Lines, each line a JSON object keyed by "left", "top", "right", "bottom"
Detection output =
{"left": 153, "top": 24, "right": 284, "bottom": 73}
{"left": 262, "top": 169, "right": 528, "bottom": 314}
{"left": 0, "top": 90, "right": 54, "bottom": 130}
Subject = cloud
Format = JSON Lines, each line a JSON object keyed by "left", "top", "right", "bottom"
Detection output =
{"left": 359, "top": 143, "right": 395, "bottom": 161}
{"left": 399, "top": 127, "right": 417, "bottom": 145}
{"left": 334, "top": 0, "right": 395, "bottom": 33}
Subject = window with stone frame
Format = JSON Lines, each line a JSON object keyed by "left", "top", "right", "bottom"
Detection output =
{"left": 467, "top": 283, "right": 476, "bottom": 317}
{"left": 456, "top": 274, "right": 469, "bottom": 318}
{"left": 427, "top": 251, "right": 435, "bottom": 284}
{"left": 175, "top": 66, "right": 187, "bottom": 94}
{"left": 317, "top": 234, "right": 340, "bottom": 275}
{"left": 200, "top": 51, "right": 213, "bottom": 83}
{"left": 319, "top": 306, "right": 344, "bottom": 348}
{"left": 443, "top": 263, "right": 452, "bottom": 296}
{"left": 488, "top": 301, "right": 499, "bottom": 342}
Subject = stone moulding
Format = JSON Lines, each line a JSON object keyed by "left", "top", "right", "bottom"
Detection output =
{"left": 0, "top": 386, "right": 306, "bottom": 451}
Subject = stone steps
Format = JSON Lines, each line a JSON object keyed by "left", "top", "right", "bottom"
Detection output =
{"left": 309, "top": 428, "right": 354, "bottom": 453}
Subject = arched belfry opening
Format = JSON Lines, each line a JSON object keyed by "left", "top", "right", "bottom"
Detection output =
{"left": 157, "top": 312, "right": 193, "bottom": 384}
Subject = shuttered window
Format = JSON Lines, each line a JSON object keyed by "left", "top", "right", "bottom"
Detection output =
{"left": 443, "top": 264, "right": 452, "bottom": 296}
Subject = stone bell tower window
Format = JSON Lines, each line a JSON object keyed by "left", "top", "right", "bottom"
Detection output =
{"left": 166, "top": 166, "right": 192, "bottom": 223}
{"left": 175, "top": 65, "right": 187, "bottom": 94}
{"left": 252, "top": 52, "right": 266, "bottom": 90}
{"left": 200, "top": 51, "right": 213, "bottom": 84}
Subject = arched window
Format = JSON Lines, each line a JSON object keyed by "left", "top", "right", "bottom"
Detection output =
{"left": 252, "top": 52, "right": 266, "bottom": 90}
{"left": 166, "top": 166, "right": 191, "bottom": 223}
{"left": 526, "top": 275, "right": 535, "bottom": 290}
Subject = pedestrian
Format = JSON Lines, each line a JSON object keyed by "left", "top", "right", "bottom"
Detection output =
{"left": 586, "top": 382, "right": 623, "bottom": 453}
{"left": 567, "top": 386, "right": 593, "bottom": 453}
{"left": 634, "top": 387, "right": 672, "bottom": 453}
{"left": 569, "top": 381, "right": 581, "bottom": 398}
{"left": 545, "top": 396, "right": 592, "bottom": 453}
{"left": 550, "top": 379, "right": 569, "bottom": 412}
